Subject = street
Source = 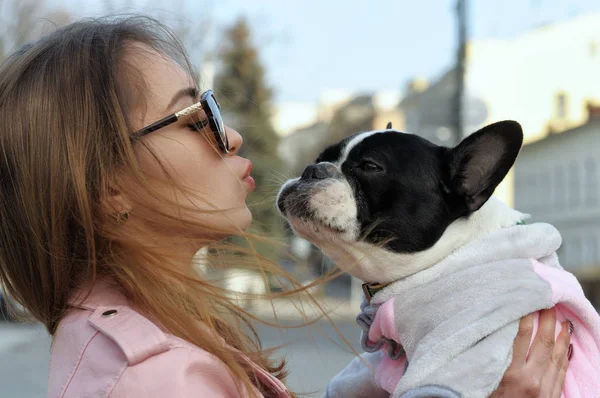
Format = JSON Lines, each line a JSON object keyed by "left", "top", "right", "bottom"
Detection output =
{"left": 0, "top": 316, "right": 361, "bottom": 397}
{"left": 258, "top": 318, "right": 362, "bottom": 396}
{"left": 0, "top": 322, "right": 51, "bottom": 398}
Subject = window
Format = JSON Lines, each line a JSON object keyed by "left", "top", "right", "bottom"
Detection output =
{"left": 514, "top": 173, "right": 524, "bottom": 208}
{"left": 554, "top": 165, "right": 567, "bottom": 210}
{"left": 515, "top": 172, "right": 531, "bottom": 210}
{"left": 540, "top": 170, "right": 552, "bottom": 211}
{"left": 585, "top": 157, "right": 598, "bottom": 206}
{"left": 529, "top": 173, "right": 538, "bottom": 209}
{"left": 568, "top": 161, "right": 580, "bottom": 206}
{"left": 555, "top": 93, "right": 568, "bottom": 119}
{"left": 583, "top": 235, "right": 598, "bottom": 267}
{"left": 592, "top": 236, "right": 599, "bottom": 265}
{"left": 571, "top": 237, "right": 582, "bottom": 269}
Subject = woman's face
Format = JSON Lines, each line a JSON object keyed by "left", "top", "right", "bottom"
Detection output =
{"left": 124, "top": 46, "right": 254, "bottom": 239}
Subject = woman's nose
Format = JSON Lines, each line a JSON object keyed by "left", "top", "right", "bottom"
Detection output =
{"left": 225, "top": 125, "right": 243, "bottom": 155}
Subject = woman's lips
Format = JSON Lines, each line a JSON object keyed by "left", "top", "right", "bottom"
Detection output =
{"left": 243, "top": 175, "right": 255, "bottom": 192}
{"left": 242, "top": 161, "right": 254, "bottom": 192}
{"left": 243, "top": 161, "right": 253, "bottom": 178}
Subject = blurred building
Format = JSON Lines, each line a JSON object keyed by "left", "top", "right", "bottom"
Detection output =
{"left": 272, "top": 89, "right": 355, "bottom": 138}
{"left": 513, "top": 105, "right": 600, "bottom": 309}
{"left": 401, "top": 13, "right": 600, "bottom": 206}
{"left": 272, "top": 101, "right": 320, "bottom": 137}
{"left": 277, "top": 90, "right": 404, "bottom": 175}
{"left": 277, "top": 121, "right": 330, "bottom": 174}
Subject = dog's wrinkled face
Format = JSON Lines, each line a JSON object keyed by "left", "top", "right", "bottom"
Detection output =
{"left": 277, "top": 121, "right": 524, "bottom": 282}
{"left": 278, "top": 131, "right": 453, "bottom": 252}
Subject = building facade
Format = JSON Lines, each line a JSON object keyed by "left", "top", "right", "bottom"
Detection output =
{"left": 400, "top": 13, "right": 600, "bottom": 206}
{"left": 513, "top": 114, "right": 600, "bottom": 308}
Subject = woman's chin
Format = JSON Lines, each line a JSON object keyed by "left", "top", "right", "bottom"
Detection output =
{"left": 177, "top": 206, "right": 253, "bottom": 242}
{"left": 237, "top": 207, "right": 253, "bottom": 231}
{"left": 213, "top": 208, "right": 253, "bottom": 236}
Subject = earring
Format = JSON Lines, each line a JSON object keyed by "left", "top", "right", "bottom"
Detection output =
{"left": 115, "top": 209, "right": 129, "bottom": 224}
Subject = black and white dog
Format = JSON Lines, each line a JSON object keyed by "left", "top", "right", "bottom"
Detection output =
{"left": 276, "top": 121, "right": 600, "bottom": 397}
{"left": 277, "top": 120, "right": 524, "bottom": 283}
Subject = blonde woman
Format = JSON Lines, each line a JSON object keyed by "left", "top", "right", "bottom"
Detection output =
{"left": 0, "top": 17, "right": 570, "bottom": 397}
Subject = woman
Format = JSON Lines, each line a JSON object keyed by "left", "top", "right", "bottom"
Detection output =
{"left": 0, "top": 17, "right": 571, "bottom": 397}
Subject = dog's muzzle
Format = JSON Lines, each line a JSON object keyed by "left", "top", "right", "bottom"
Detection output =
{"left": 277, "top": 162, "right": 343, "bottom": 215}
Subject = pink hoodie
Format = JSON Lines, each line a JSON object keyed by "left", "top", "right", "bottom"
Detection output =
{"left": 48, "top": 279, "right": 290, "bottom": 397}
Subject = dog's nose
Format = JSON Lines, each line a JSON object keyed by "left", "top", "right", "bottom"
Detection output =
{"left": 301, "top": 163, "right": 337, "bottom": 180}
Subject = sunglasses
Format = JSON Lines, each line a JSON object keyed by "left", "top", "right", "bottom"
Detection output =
{"left": 131, "top": 89, "right": 230, "bottom": 154}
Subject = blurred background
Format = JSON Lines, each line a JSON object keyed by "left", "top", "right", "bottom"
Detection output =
{"left": 1, "top": 0, "right": 600, "bottom": 396}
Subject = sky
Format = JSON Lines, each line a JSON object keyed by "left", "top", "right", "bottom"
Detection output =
{"left": 60, "top": 0, "right": 600, "bottom": 103}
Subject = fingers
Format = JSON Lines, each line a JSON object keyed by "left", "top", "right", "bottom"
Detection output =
{"left": 492, "top": 311, "right": 573, "bottom": 398}
{"left": 512, "top": 313, "right": 535, "bottom": 366}
{"left": 552, "top": 342, "right": 571, "bottom": 398}
{"left": 539, "top": 321, "right": 572, "bottom": 397}
{"left": 527, "top": 308, "right": 557, "bottom": 368}
{"left": 555, "top": 322, "right": 572, "bottom": 397}
{"left": 522, "top": 308, "right": 556, "bottom": 396}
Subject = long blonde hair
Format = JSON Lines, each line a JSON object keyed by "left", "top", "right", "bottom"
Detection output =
{"left": 0, "top": 16, "right": 324, "bottom": 397}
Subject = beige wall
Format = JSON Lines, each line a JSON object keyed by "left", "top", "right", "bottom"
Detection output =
{"left": 468, "top": 14, "right": 600, "bottom": 146}
{"left": 401, "top": 14, "right": 600, "bottom": 206}
{"left": 373, "top": 109, "right": 405, "bottom": 131}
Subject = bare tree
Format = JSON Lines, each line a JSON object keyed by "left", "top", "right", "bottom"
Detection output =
{"left": 139, "top": 2, "right": 215, "bottom": 87}
{"left": 0, "top": 0, "right": 71, "bottom": 63}
{"left": 99, "top": 0, "right": 213, "bottom": 68}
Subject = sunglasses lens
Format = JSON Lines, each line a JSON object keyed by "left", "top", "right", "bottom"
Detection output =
{"left": 205, "top": 93, "right": 228, "bottom": 153}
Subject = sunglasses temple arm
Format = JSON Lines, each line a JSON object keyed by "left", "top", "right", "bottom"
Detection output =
{"left": 131, "top": 114, "right": 178, "bottom": 138}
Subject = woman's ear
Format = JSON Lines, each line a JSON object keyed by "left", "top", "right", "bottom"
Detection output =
{"left": 102, "top": 185, "right": 132, "bottom": 223}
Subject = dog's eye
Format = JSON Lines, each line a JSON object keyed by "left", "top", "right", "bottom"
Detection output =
{"left": 359, "top": 161, "right": 383, "bottom": 172}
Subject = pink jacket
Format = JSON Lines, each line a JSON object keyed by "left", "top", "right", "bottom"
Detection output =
{"left": 48, "top": 279, "right": 291, "bottom": 397}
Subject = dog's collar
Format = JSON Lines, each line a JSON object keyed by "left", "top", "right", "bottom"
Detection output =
{"left": 362, "top": 220, "right": 527, "bottom": 302}
{"left": 362, "top": 282, "right": 391, "bottom": 302}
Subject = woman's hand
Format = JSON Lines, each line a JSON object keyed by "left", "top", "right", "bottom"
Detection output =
{"left": 490, "top": 308, "right": 572, "bottom": 397}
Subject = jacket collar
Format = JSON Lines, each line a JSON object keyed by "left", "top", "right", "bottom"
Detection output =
{"left": 68, "top": 277, "right": 129, "bottom": 311}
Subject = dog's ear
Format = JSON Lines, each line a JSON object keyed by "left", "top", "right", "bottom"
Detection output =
{"left": 386, "top": 122, "right": 392, "bottom": 129}
{"left": 447, "top": 120, "right": 523, "bottom": 212}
